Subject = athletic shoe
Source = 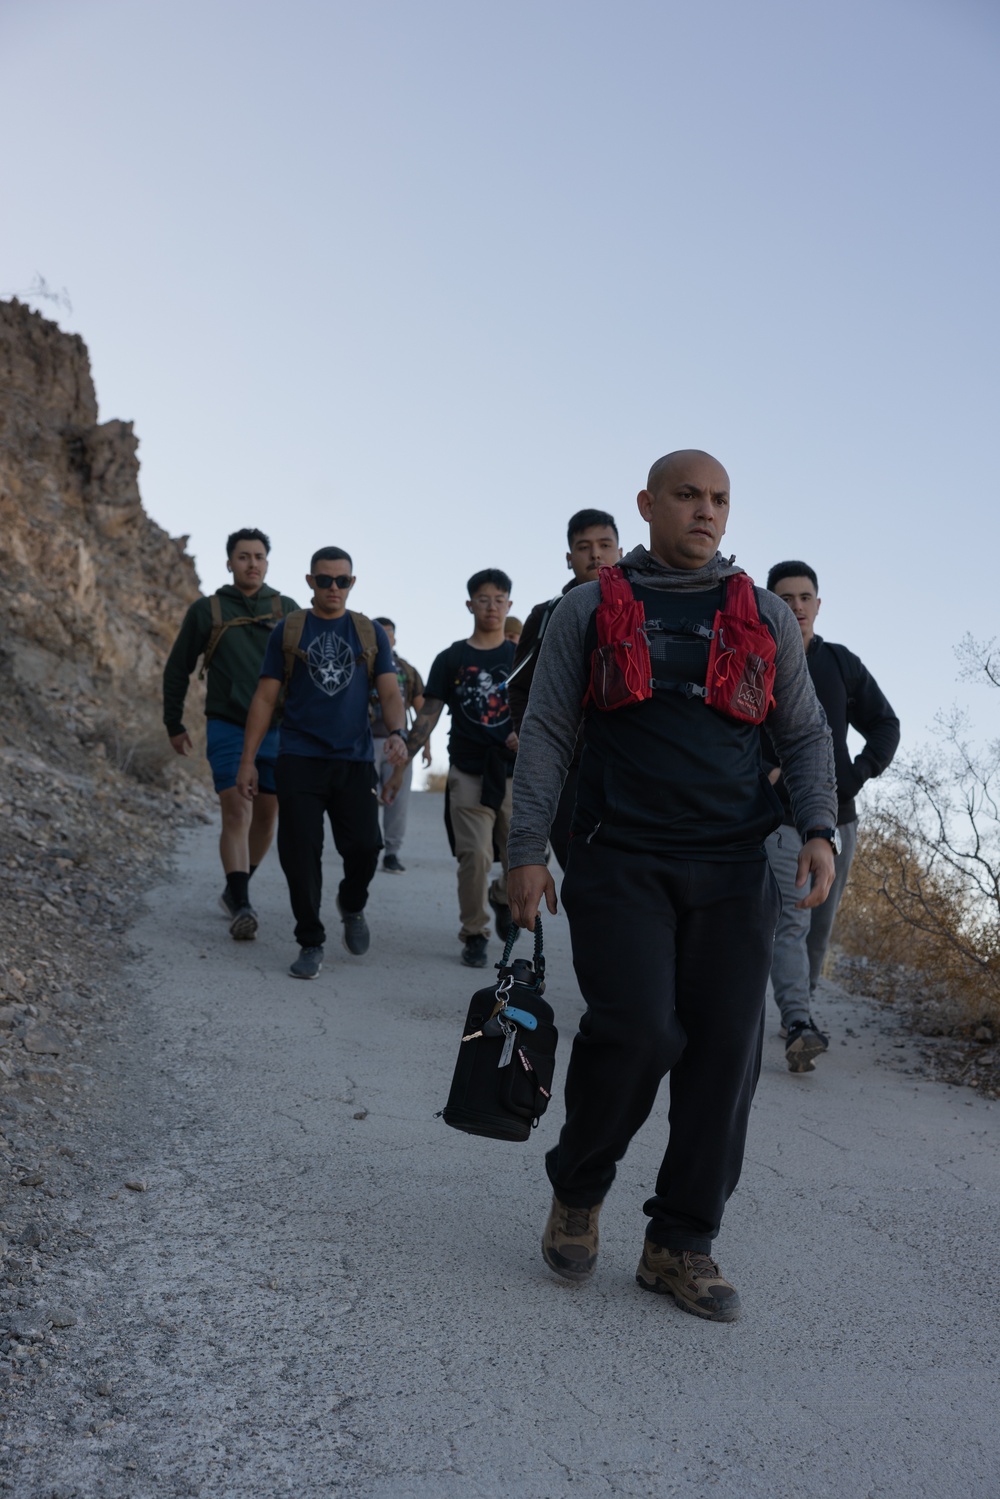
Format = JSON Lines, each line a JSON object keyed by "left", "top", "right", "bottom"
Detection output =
{"left": 229, "top": 905, "right": 258, "bottom": 941}
{"left": 460, "top": 934, "right": 489, "bottom": 968}
{"left": 336, "top": 897, "right": 370, "bottom": 956}
{"left": 488, "top": 888, "right": 513, "bottom": 941}
{"left": 382, "top": 854, "right": 406, "bottom": 874}
{"left": 219, "top": 887, "right": 238, "bottom": 919}
{"left": 785, "top": 1018, "right": 829, "bottom": 1073}
{"left": 289, "top": 945, "right": 324, "bottom": 979}
{"left": 778, "top": 1024, "right": 788, "bottom": 1040}
{"left": 636, "top": 1242, "right": 741, "bottom": 1322}
{"left": 541, "top": 1195, "right": 602, "bottom": 1283}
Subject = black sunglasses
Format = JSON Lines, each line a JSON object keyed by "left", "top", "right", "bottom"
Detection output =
{"left": 312, "top": 573, "right": 352, "bottom": 589}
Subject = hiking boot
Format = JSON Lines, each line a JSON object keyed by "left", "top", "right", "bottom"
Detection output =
{"left": 785, "top": 1018, "right": 829, "bottom": 1073}
{"left": 460, "top": 934, "right": 489, "bottom": 968}
{"left": 636, "top": 1242, "right": 741, "bottom": 1322}
{"left": 488, "top": 888, "right": 513, "bottom": 941}
{"left": 542, "top": 1196, "right": 602, "bottom": 1283}
{"left": 337, "top": 897, "right": 370, "bottom": 956}
{"left": 219, "top": 886, "right": 238, "bottom": 919}
{"left": 289, "top": 945, "right": 324, "bottom": 979}
{"left": 229, "top": 904, "right": 258, "bottom": 941}
{"left": 382, "top": 853, "right": 405, "bottom": 874}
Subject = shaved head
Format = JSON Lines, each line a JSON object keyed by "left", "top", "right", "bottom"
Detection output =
{"left": 647, "top": 449, "right": 728, "bottom": 497}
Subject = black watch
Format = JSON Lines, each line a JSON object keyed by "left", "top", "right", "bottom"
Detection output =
{"left": 805, "top": 826, "right": 842, "bottom": 855}
{"left": 388, "top": 728, "right": 409, "bottom": 745}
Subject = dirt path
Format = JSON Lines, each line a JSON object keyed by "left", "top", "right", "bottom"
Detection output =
{"left": 3, "top": 794, "right": 998, "bottom": 1497}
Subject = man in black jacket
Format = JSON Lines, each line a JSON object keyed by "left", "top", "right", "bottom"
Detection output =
{"left": 761, "top": 561, "right": 900, "bottom": 1072}
{"left": 507, "top": 509, "right": 622, "bottom": 870}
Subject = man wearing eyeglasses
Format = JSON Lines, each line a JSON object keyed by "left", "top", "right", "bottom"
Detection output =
{"left": 237, "top": 547, "right": 407, "bottom": 980}
{"left": 386, "top": 568, "right": 518, "bottom": 968}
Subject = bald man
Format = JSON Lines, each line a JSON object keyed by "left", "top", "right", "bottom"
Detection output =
{"left": 507, "top": 450, "right": 838, "bottom": 1321}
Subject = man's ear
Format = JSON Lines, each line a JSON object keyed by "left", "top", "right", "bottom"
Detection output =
{"left": 465, "top": 599, "right": 474, "bottom": 613}
{"left": 565, "top": 551, "right": 573, "bottom": 571}
{"left": 815, "top": 597, "right": 822, "bottom": 617}
{"left": 636, "top": 488, "right": 654, "bottom": 523}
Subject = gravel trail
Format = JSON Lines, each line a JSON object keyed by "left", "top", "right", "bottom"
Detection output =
{"left": 3, "top": 793, "right": 998, "bottom": 1497}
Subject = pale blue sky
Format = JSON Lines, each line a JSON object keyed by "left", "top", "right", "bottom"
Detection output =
{"left": 2, "top": 0, "right": 998, "bottom": 772}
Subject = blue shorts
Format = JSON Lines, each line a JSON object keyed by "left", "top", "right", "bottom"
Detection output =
{"left": 206, "top": 719, "right": 279, "bottom": 795}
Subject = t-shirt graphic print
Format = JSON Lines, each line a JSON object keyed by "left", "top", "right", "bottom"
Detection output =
{"left": 457, "top": 663, "right": 511, "bottom": 728}
{"left": 306, "top": 628, "right": 355, "bottom": 696}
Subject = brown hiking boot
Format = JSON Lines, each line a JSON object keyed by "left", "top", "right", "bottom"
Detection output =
{"left": 636, "top": 1242, "right": 742, "bottom": 1322}
{"left": 541, "top": 1196, "right": 602, "bottom": 1282}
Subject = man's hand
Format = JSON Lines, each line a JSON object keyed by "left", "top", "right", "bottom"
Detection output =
{"left": 505, "top": 730, "right": 519, "bottom": 752}
{"left": 795, "top": 838, "right": 836, "bottom": 909}
{"left": 236, "top": 760, "right": 259, "bottom": 802}
{"left": 421, "top": 743, "right": 433, "bottom": 768}
{"left": 381, "top": 764, "right": 405, "bottom": 805}
{"left": 169, "top": 731, "right": 193, "bottom": 757}
{"left": 384, "top": 734, "right": 408, "bottom": 768}
{"left": 767, "top": 765, "right": 782, "bottom": 785}
{"left": 507, "top": 864, "right": 557, "bottom": 931}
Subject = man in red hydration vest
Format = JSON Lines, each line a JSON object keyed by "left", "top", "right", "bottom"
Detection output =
{"left": 507, "top": 450, "right": 838, "bottom": 1321}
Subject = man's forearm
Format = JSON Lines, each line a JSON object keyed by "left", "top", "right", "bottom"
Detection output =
{"left": 240, "top": 687, "right": 277, "bottom": 765}
{"left": 405, "top": 698, "right": 443, "bottom": 760}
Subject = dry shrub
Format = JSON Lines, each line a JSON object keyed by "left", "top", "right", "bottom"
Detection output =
{"left": 835, "top": 816, "right": 1000, "bottom": 1029}
{"left": 835, "top": 635, "right": 1000, "bottom": 1034}
{"left": 423, "top": 772, "right": 448, "bottom": 793}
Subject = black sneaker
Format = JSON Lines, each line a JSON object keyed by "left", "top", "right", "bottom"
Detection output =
{"left": 337, "top": 897, "right": 370, "bottom": 955}
{"left": 488, "top": 888, "right": 513, "bottom": 941}
{"left": 289, "top": 945, "right": 324, "bottom": 979}
{"left": 219, "top": 887, "right": 238, "bottom": 919}
{"left": 460, "top": 934, "right": 489, "bottom": 968}
{"left": 382, "top": 854, "right": 405, "bottom": 874}
{"left": 229, "top": 904, "right": 258, "bottom": 941}
{"left": 785, "top": 1018, "right": 829, "bottom": 1073}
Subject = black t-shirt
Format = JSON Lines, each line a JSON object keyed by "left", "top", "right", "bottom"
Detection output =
{"left": 426, "top": 639, "right": 516, "bottom": 775}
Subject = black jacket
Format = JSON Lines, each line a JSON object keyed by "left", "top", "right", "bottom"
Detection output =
{"left": 760, "top": 634, "right": 899, "bottom": 826}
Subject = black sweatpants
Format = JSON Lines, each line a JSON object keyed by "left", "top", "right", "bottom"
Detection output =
{"left": 549, "top": 766, "right": 578, "bottom": 874}
{"left": 275, "top": 755, "right": 382, "bottom": 949}
{"left": 549, "top": 839, "right": 780, "bottom": 1253}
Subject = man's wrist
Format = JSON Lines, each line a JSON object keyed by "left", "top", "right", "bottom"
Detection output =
{"left": 387, "top": 728, "right": 409, "bottom": 745}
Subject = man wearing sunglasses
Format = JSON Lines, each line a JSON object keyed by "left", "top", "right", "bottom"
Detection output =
{"left": 237, "top": 547, "right": 407, "bottom": 979}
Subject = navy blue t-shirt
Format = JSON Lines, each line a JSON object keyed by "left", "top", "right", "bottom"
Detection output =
{"left": 261, "top": 612, "right": 394, "bottom": 760}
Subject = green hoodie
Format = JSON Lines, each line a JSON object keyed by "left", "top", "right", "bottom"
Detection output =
{"left": 162, "top": 584, "right": 300, "bottom": 736}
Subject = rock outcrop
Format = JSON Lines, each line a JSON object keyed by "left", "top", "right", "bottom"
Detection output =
{"left": 0, "top": 297, "right": 214, "bottom": 1069}
{"left": 0, "top": 297, "right": 202, "bottom": 764}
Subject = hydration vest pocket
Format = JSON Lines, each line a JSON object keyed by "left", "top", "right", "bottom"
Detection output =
{"left": 588, "top": 637, "right": 652, "bottom": 711}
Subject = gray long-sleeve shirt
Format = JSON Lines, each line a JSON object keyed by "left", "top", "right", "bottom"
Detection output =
{"left": 508, "top": 547, "right": 838, "bottom": 868}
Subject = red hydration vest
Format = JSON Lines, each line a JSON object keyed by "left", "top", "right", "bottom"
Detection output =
{"left": 585, "top": 565, "right": 776, "bottom": 724}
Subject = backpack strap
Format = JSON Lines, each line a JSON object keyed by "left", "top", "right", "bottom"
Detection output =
{"left": 280, "top": 609, "right": 310, "bottom": 695}
{"left": 348, "top": 611, "right": 379, "bottom": 684}
{"left": 506, "top": 594, "right": 563, "bottom": 687}
{"left": 199, "top": 593, "right": 287, "bottom": 679}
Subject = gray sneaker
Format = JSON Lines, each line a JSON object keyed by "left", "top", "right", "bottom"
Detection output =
{"left": 219, "top": 886, "right": 238, "bottom": 919}
{"left": 336, "top": 897, "right": 370, "bottom": 955}
{"left": 229, "top": 904, "right": 258, "bottom": 941}
{"left": 785, "top": 1019, "right": 829, "bottom": 1073}
{"left": 289, "top": 945, "right": 324, "bottom": 979}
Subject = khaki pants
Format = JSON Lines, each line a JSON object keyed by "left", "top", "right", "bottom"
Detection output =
{"left": 447, "top": 766, "right": 512, "bottom": 941}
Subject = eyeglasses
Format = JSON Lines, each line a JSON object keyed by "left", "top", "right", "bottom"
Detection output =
{"left": 471, "top": 595, "right": 509, "bottom": 608}
{"left": 312, "top": 574, "right": 353, "bottom": 590}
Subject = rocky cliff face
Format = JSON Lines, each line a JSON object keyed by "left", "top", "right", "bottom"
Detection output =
{"left": 0, "top": 298, "right": 202, "bottom": 765}
{"left": 0, "top": 298, "right": 213, "bottom": 1078}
